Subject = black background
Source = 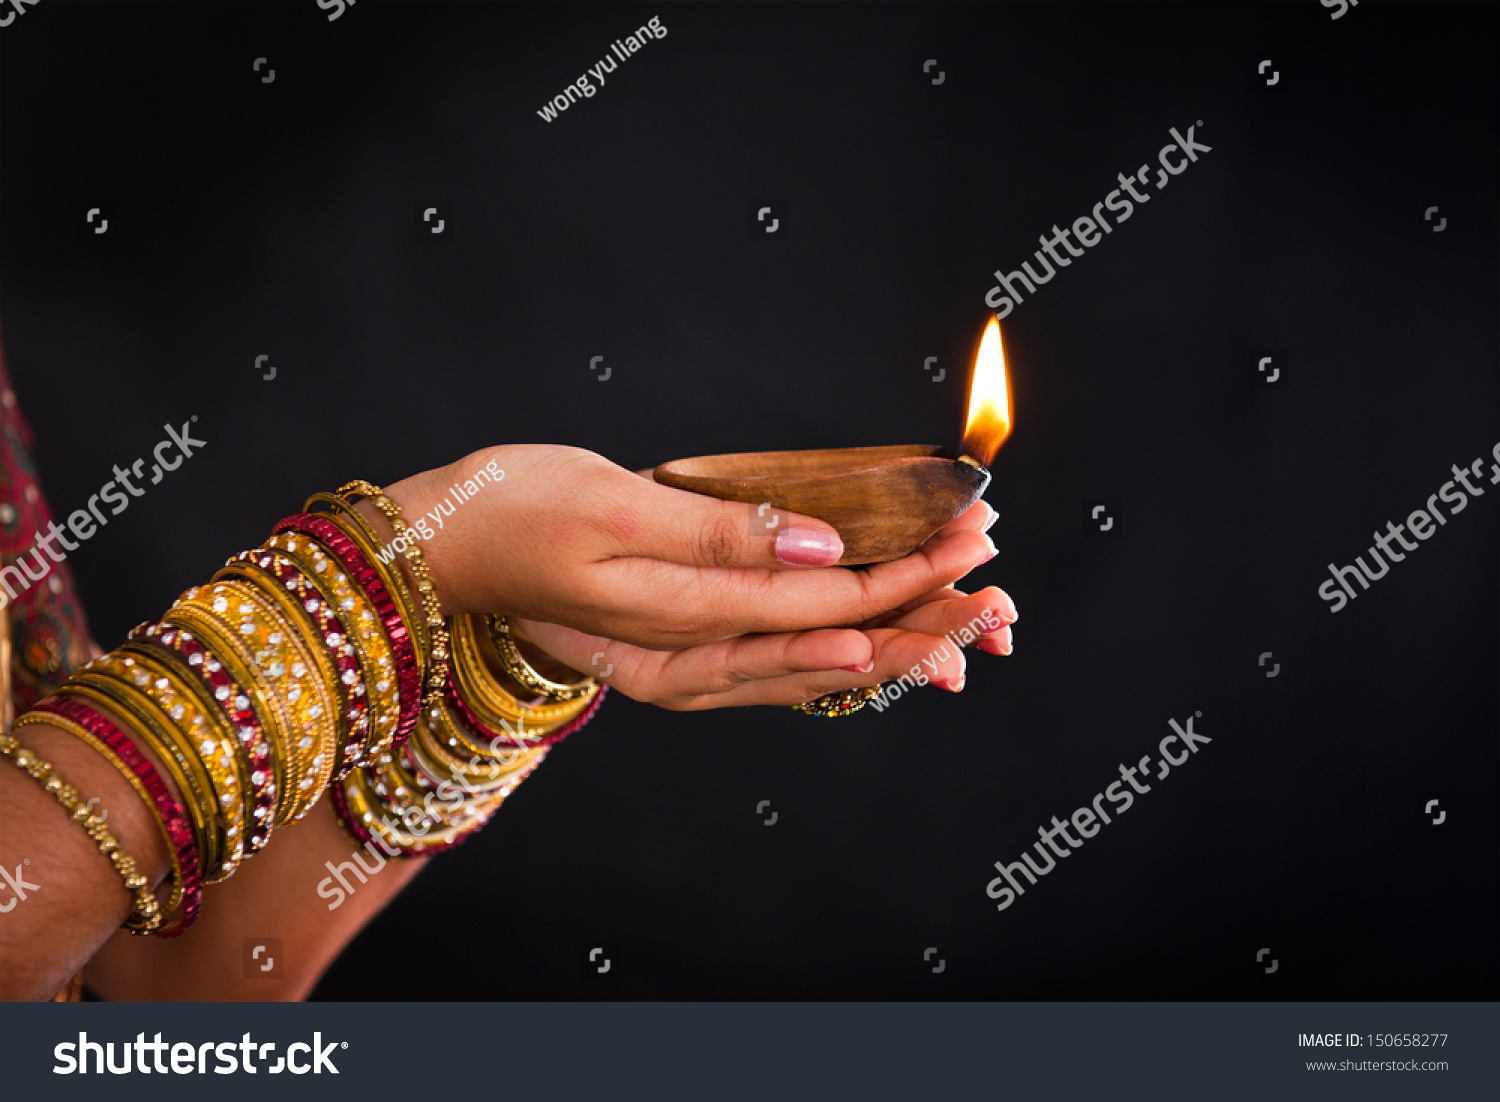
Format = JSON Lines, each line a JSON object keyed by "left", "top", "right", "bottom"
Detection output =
{"left": 1, "top": 1, "right": 1495, "bottom": 1000}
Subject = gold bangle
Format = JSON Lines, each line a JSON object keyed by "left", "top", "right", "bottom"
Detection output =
{"left": 342, "top": 757, "right": 509, "bottom": 852}
{"left": 450, "top": 615, "right": 595, "bottom": 731}
{"left": 64, "top": 675, "right": 224, "bottom": 879}
{"left": 9, "top": 709, "right": 185, "bottom": 920}
{"left": 302, "top": 495, "right": 426, "bottom": 675}
{"left": 160, "top": 603, "right": 304, "bottom": 829}
{"left": 106, "top": 648, "right": 250, "bottom": 881}
{"left": 213, "top": 553, "right": 351, "bottom": 773}
{"left": 792, "top": 686, "right": 884, "bottom": 718}
{"left": 0, "top": 732, "right": 163, "bottom": 932}
{"left": 267, "top": 531, "right": 403, "bottom": 765}
{"left": 167, "top": 581, "right": 339, "bottom": 824}
{"left": 484, "top": 615, "right": 597, "bottom": 703}
{"left": 410, "top": 707, "right": 547, "bottom": 789}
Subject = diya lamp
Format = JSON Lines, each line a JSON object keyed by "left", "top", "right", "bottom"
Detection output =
{"left": 654, "top": 316, "right": 1015, "bottom": 564}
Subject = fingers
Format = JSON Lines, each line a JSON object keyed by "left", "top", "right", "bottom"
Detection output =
{"left": 883, "top": 587, "right": 1015, "bottom": 657}
{"left": 880, "top": 586, "right": 1017, "bottom": 637}
{"left": 605, "top": 477, "right": 846, "bottom": 569}
{"left": 639, "top": 526, "right": 996, "bottom": 645}
{"left": 513, "top": 608, "right": 1009, "bottom": 712}
{"left": 514, "top": 617, "right": 876, "bottom": 706}
{"left": 700, "top": 626, "right": 969, "bottom": 709}
{"left": 509, "top": 618, "right": 637, "bottom": 688}
{"left": 855, "top": 586, "right": 961, "bottom": 631}
{"left": 927, "top": 500, "right": 997, "bottom": 541}
{"left": 651, "top": 628, "right": 875, "bottom": 698}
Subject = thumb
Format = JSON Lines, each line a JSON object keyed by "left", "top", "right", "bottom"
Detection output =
{"left": 616, "top": 479, "right": 845, "bottom": 569}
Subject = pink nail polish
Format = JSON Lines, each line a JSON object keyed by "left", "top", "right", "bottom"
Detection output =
{"left": 982, "top": 507, "right": 999, "bottom": 533}
{"left": 775, "top": 526, "right": 844, "bottom": 566}
{"left": 976, "top": 637, "right": 1003, "bottom": 656}
{"left": 840, "top": 661, "right": 875, "bottom": 673}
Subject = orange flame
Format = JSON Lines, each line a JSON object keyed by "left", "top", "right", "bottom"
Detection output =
{"left": 960, "top": 316, "right": 1012, "bottom": 468}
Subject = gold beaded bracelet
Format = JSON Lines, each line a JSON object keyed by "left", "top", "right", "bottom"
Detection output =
{"left": 0, "top": 732, "right": 162, "bottom": 932}
{"left": 337, "top": 481, "right": 449, "bottom": 714}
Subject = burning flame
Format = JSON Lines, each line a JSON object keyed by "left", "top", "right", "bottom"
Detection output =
{"left": 960, "top": 316, "right": 1012, "bottom": 468}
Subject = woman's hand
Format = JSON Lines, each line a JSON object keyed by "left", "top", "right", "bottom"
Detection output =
{"left": 511, "top": 582, "right": 1015, "bottom": 710}
{"left": 385, "top": 445, "right": 997, "bottom": 651}
{"left": 503, "top": 496, "right": 1017, "bottom": 710}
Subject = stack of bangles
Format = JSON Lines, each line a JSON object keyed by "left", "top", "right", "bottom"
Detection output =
{"left": 0, "top": 481, "right": 604, "bottom": 937}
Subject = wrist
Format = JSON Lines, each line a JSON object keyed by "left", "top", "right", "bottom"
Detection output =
{"left": 378, "top": 449, "right": 509, "bottom": 618}
{"left": 359, "top": 459, "right": 578, "bottom": 694}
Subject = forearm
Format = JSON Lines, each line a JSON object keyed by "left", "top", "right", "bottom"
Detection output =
{"left": 83, "top": 797, "right": 427, "bottom": 1001}
{"left": 81, "top": 496, "right": 563, "bottom": 1001}
{"left": 1, "top": 457, "right": 591, "bottom": 1000}
{"left": 0, "top": 717, "right": 174, "bottom": 1001}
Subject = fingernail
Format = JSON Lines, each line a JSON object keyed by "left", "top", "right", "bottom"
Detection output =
{"left": 840, "top": 661, "right": 875, "bottom": 673}
{"left": 1001, "top": 626, "right": 1013, "bottom": 655}
{"left": 937, "top": 675, "right": 965, "bottom": 693}
{"left": 982, "top": 506, "right": 999, "bottom": 533}
{"left": 979, "top": 534, "right": 997, "bottom": 564}
{"left": 775, "top": 526, "right": 844, "bottom": 566}
{"left": 976, "top": 637, "right": 1003, "bottom": 656}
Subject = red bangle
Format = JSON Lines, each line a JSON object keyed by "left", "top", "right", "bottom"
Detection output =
{"left": 126, "top": 621, "right": 278, "bottom": 856}
{"left": 222, "top": 550, "right": 371, "bottom": 778}
{"left": 30, "top": 694, "right": 204, "bottom": 938}
{"left": 273, "top": 514, "right": 421, "bottom": 751}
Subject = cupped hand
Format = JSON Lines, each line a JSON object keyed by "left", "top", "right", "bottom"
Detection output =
{"left": 385, "top": 445, "right": 997, "bottom": 651}
{"left": 510, "top": 581, "right": 1017, "bottom": 710}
